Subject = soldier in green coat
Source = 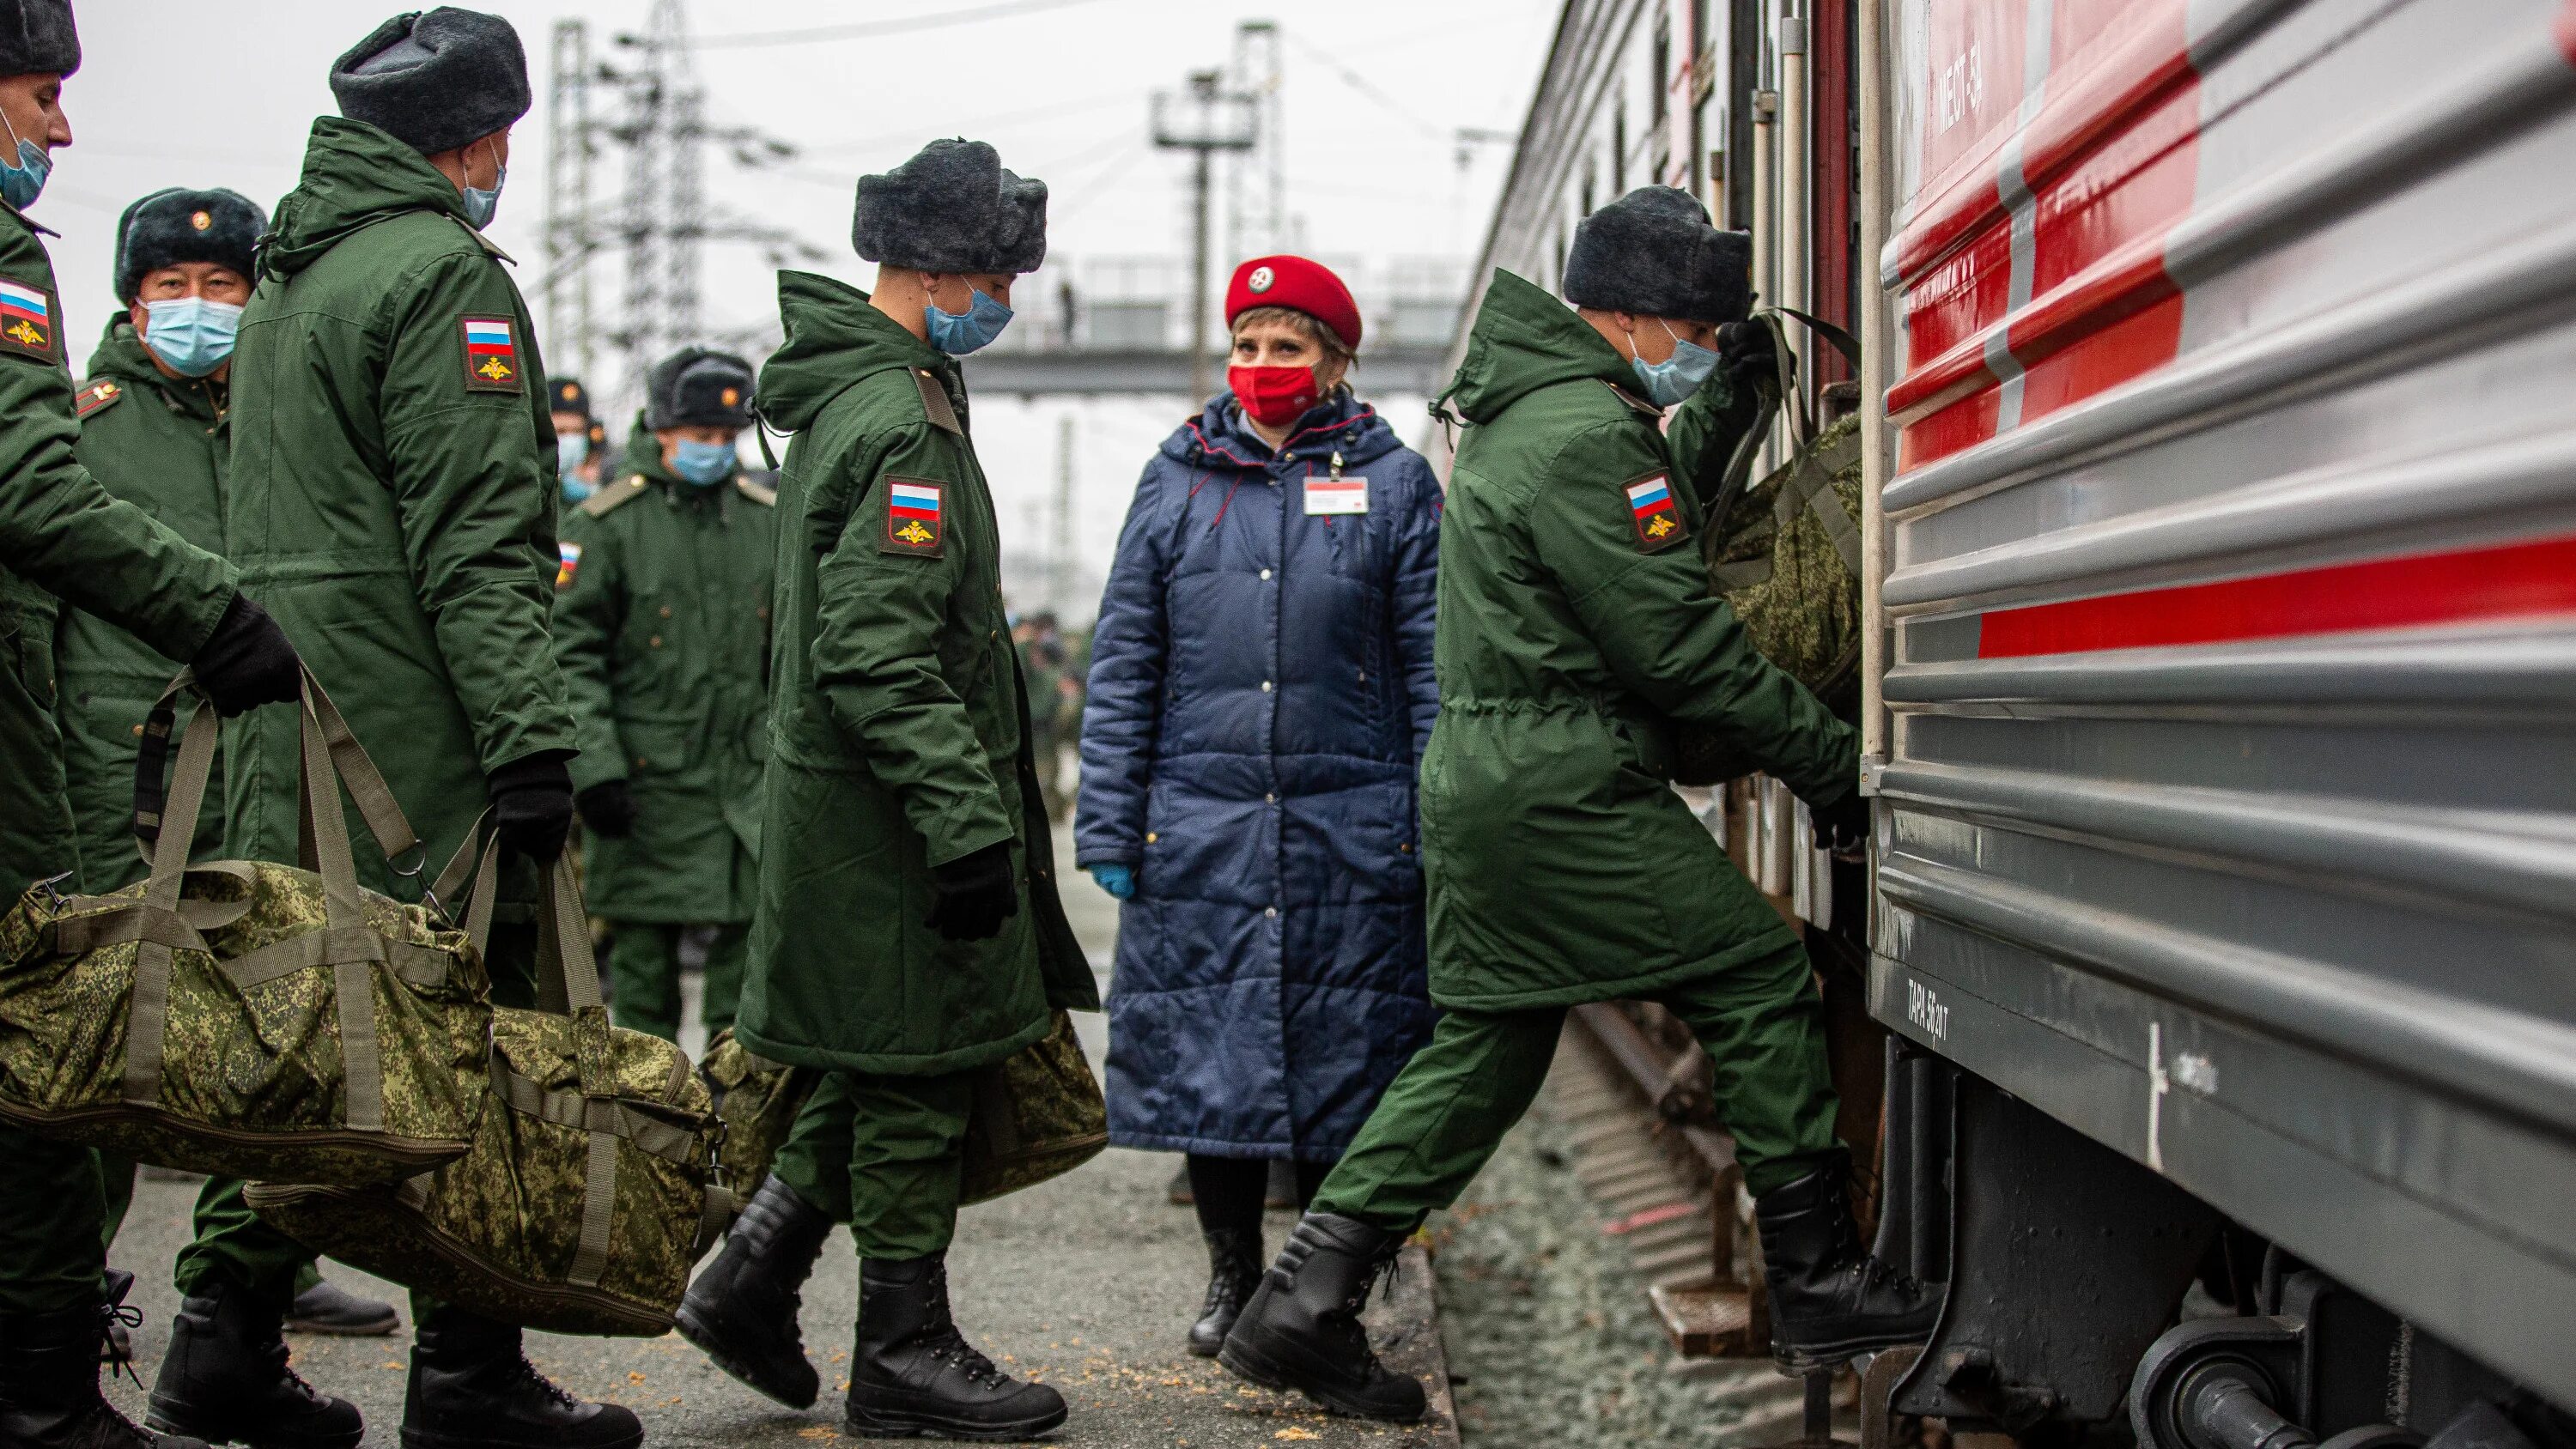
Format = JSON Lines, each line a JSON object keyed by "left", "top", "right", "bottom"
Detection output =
{"left": 556, "top": 349, "right": 775, "bottom": 1043}
{"left": 215, "top": 12, "right": 637, "bottom": 1449}
{"left": 675, "top": 140, "right": 1097, "bottom": 1443}
{"left": 1220, "top": 189, "right": 1939, "bottom": 1421}
{"left": 0, "top": 8, "right": 306, "bottom": 1446}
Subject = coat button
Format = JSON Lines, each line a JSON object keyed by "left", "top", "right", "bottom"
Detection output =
{"left": 1265, "top": 906, "right": 1278, "bottom": 919}
{"left": 659, "top": 605, "right": 672, "bottom": 619}
{"left": 1265, "top": 793, "right": 1277, "bottom": 804}
{"left": 1145, "top": 832, "right": 1158, "bottom": 844}
{"left": 649, "top": 635, "right": 663, "bottom": 648}
{"left": 131, "top": 724, "right": 143, "bottom": 737}
{"left": 1260, "top": 568, "right": 1272, "bottom": 580}
{"left": 1260, "top": 680, "right": 1273, "bottom": 693}
{"left": 1400, "top": 842, "right": 1413, "bottom": 853}
{"left": 635, "top": 755, "right": 650, "bottom": 768}
{"left": 757, "top": 606, "right": 770, "bottom": 621}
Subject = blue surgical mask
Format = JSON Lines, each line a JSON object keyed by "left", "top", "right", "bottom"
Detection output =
{"left": 142, "top": 298, "right": 243, "bottom": 378}
{"left": 0, "top": 110, "right": 49, "bottom": 212}
{"left": 561, "top": 474, "right": 597, "bottom": 505}
{"left": 557, "top": 432, "right": 590, "bottom": 473}
{"left": 1629, "top": 318, "right": 1719, "bottom": 408}
{"left": 459, "top": 140, "right": 506, "bottom": 229}
{"left": 670, "top": 439, "right": 736, "bottom": 487}
{"left": 923, "top": 287, "right": 1012, "bottom": 356}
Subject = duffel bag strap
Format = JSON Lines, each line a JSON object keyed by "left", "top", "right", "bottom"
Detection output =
{"left": 293, "top": 688, "right": 392, "bottom": 1134}
{"left": 120, "top": 676, "right": 224, "bottom": 1109}
{"left": 695, "top": 1184, "right": 739, "bottom": 1257}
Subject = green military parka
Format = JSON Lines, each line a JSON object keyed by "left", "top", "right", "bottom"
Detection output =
{"left": 0, "top": 199, "right": 238, "bottom": 905}
{"left": 737, "top": 270, "right": 1095, "bottom": 1077}
{"left": 1422, "top": 269, "right": 1857, "bottom": 1012}
{"left": 553, "top": 421, "right": 776, "bottom": 924}
{"left": 56, "top": 317, "right": 232, "bottom": 892}
{"left": 222, "top": 118, "right": 573, "bottom": 908}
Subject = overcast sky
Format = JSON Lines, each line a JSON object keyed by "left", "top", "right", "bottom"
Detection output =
{"left": 43, "top": 0, "right": 1560, "bottom": 619}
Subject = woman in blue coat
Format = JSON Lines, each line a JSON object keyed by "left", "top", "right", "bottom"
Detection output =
{"left": 1077, "top": 255, "right": 1441, "bottom": 1355}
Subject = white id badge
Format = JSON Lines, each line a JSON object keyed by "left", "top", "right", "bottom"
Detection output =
{"left": 1303, "top": 477, "right": 1370, "bottom": 515}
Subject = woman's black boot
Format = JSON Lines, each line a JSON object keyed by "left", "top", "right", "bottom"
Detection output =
{"left": 1218, "top": 1213, "right": 1426, "bottom": 1422}
{"left": 845, "top": 1255, "right": 1068, "bottom": 1441}
{"left": 399, "top": 1307, "right": 641, "bottom": 1449}
{"left": 144, "top": 1280, "right": 363, "bottom": 1449}
{"left": 1188, "top": 1226, "right": 1264, "bottom": 1357}
{"left": 677, "top": 1173, "right": 835, "bottom": 1407}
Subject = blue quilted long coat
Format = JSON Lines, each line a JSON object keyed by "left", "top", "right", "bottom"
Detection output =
{"left": 1075, "top": 388, "right": 1441, "bottom": 1161}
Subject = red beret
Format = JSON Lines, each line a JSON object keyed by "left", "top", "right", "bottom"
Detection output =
{"left": 1224, "top": 255, "right": 1362, "bottom": 349}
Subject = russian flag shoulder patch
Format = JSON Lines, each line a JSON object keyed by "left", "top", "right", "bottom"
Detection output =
{"left": 0, "top": 275, "right": 57, "bottom": 361}
{"left": 1623, "top": 470, "right": 1688, "bottom": 553}
{"left": 881, "top": 476, "right": 946, "bottom": 557}
{"left": 459, "top": 314, "right": 524, "bottom": 394}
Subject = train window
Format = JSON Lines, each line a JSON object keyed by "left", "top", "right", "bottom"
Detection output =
{"left": 1612, "top": 99, "right": 1627, "bottom": 193}
{"left": 1652, "top": 18, "right": 1670, "bottom": 126}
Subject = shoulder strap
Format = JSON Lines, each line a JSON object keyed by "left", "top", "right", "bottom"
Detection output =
{"left": 578, "top": 475, "right": 649, "bottom": 518}
{"left": 734, "top": 474, "right": 777, "bottom": 506}
{"left": 74, "top": 377, "right": 126, "bottom": 418}
{"left": 911, "top": 367, "right": 963, "bottom": 434}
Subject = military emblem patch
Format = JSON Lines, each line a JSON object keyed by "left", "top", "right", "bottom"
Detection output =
{"left": 75, "top": 379, "right": 124, "bottom": 418}
{"left": 459, "top": 315, "right": 525, "bottom": 393}
{"left": 0, "top": 276, "right": 56, "bottom": 361}
{"left": 555, "top": 540, "right": 582, "bottom": 590}
{"left": 881, "top": 477, "right": 945, "bottom": 557}
{"left": 1625, "top": 471, "right": 1688, "bottom": 553}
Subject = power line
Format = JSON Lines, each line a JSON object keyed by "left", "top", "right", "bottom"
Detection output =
{"left": 803, "top": 89, "right": 1139, "bottom": 159}
{"left": 697, "top": 0, "right": 1115, "bottom": 50}
{"left": 1279, "top": 31, "right": 1447, "bottom": 139}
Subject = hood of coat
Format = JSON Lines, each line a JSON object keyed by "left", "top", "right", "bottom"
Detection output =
{"left": 1442, "top": 268, "right": 1641, "bottom": 427}
{"left": 1163, "top": 385, "right": 1401, "bottom": 473}
{"left": 85, "top": 314, "right": 222, "bottom": 421}
{"left": 757, "top": 270, "right": 950, "bottom": 434}
{"left": 258, "top": 118, "right": 475, "bottom": 282}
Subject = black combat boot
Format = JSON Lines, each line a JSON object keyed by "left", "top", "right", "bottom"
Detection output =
{"left": 1218, "top": 1213, "right": 1425, "bottom": 1422}
{"left": 1754, "top": 1155, "right": 1943, "bottom": 1367}
{"left": 676, "top": 1173, "right": 834, "bottom": 1408}
{"left": 145, "top": 1281, "right": 363, "bottom": 1449}
{"left": 399, "top": 1307, "right": 641, "bottom": 1449}
{"left": 0, "top": 1271, "right": 209, "bottom": 1449}
{"left": 283, "top": 1278, "right": 398, "bottom": 1337}
{"left": 844, "top": 1255, "right": 1067, "bottom": 1441}
{"left": 1188, "top": 1226, "right": 1263, "bottom": 1358}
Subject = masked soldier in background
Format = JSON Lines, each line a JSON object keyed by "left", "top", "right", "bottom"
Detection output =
{"left": 46, "top": 188, "right": 398, "bottom": 1447}
{"left": 1219, "top": 187, "right": 1939, "bottom": 1420}
{"left": 216, "top": 9, "right": 638, "bottom": 1448}
{"left": 555, "top": 347, "right": 775, "bottom": 1044}
{"left": 675, "top": 139, "right": 1097, "bottom": 1442}
{"left": 549, "top": 374, "right": 607, "bottom": 504}
{"left": 0, "top": 5, "right": 306, "bottom": 1445}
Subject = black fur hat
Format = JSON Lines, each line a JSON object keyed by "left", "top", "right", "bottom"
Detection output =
{"left": 113, "top": 188, "right": 264, "bottom": 302}
{"left": 1563, "top": 185, "right": 1752, "bottom": 325}
{"left": 645, "top": 348, "right": 757, "bottom": 431}
{"left": 330, "top": 9, "right": 530, "bottom": 157}
{"left": 548, "top": 375, "right": 592, "bottom": 421}
{"left": 852, "top": 139, "right": 1047, "bottom": 276}
{"left": 0, "top": 0, "right": 76, "bottom": 78}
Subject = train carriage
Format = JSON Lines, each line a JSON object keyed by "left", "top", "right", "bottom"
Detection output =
{"left": 1459, "top": 0, "right": 2576, "bottom": 1437}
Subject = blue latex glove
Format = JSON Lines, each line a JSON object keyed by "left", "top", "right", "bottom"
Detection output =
{"left": 1088, "top": 863, "right": 1136, "bottom": 900}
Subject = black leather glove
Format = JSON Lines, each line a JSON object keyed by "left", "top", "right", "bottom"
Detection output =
{"left": 1810, "top": 790, "right": 1873, "bottom": 858}
{"left": 189, "top": 593, "right": 302, "bottom": 717}
{"left": 1717, "top": 320, "right": 1783, "bottom": 396}
{"left": 489, "top": 753, "right": 576, "bottom": 865}
{"left": 925, "top": 841, "right": 1018, "bottom": 943}
{"left": 575, "top": 780, "right": 637, "bottom": 840}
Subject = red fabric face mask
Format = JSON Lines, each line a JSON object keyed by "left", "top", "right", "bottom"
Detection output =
{"left": 1230, "top": 364, "right": 1321, "bottom": 428}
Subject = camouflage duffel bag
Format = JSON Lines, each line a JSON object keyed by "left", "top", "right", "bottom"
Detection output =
{"left": 0, "top": 671, "right": 490, "bottom": 1185}
{"left": 697, "top": 1028, "right": 815, "bottom": 1201}
{"left": 960, "top": 1009, "right": 1108, "bottom": 1206}
{"left": 250, "top": 855, "right": 731, "bottom": 1337}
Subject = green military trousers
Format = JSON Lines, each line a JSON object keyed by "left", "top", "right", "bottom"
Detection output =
{"left": 1310, "top": 942, "right": 1842, "bottom": 1233}
{"left": 769, "top": 1069, "right": 975, "bottom": 1261}
{"left": 605, "top": 921, "right": 745, "bottom": 1045}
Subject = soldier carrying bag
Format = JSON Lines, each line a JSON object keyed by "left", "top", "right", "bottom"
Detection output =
{"left": 0, "top": 668, "right": 492, "bottom": 1185}
{"left": 248, "top": 849, "right": 732, "bottom": 1337}
{"left": 1672, "top": 309, "right": 1868, "bottom": 787}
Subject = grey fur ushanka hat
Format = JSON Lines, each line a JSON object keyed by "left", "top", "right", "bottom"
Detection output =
{"left": 1563, "top": 185, "right": 1753, "bottom": 325}
{"left": 113, "top": 189, "right": 264, "bottom": 301}
{"left": 0, "top": 0, "right": 76, "bottom": 78}
{"left": 852, "top": 139, "right": 1048, "bottom": 275}
{"left": 646, "top": 348, "right": 757, "bottom": 432}
{"left": 330, "top": 9, "right": 531, "bottom": 156}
